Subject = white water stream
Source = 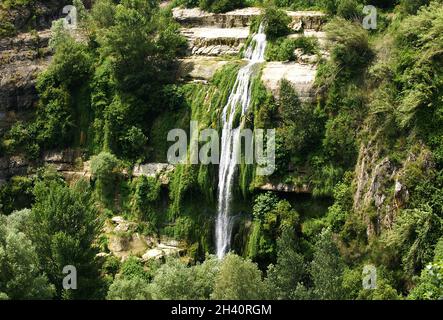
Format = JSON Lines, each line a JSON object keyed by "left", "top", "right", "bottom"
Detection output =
{"left": 215, "top": 24, "right": 267, "bottom": 259}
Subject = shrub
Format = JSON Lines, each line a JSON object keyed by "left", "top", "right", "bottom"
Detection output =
{"left": 90, "top": 152, "right": 120, "bottom": 206}
{"left": 336, "top": 0, "right": 362, "bottom": 20}
{"left": 266, "top": 36, "right": 319, "bottom": 61}
{"left": 263, "top": 6, "right": 291, "bottom": 40}
{"left": 199, "top": 0, "right": 245, "bottom": 13}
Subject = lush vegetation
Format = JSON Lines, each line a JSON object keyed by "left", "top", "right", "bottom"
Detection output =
{"left": 1, "top": 0, "right": 443, "bottom": 301}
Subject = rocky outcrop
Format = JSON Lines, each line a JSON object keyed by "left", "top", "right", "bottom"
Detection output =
{"left": 133, "top": 163, "right": 175, "bottom": 185}
{"left": 353, "top": 141, "right": 434, "bottom": 237}
{"left": 0, "top": 0, "right": 70, "bottom": 35}
{"left": 178, "top": 56, "right": 231, "bottom": 81}
{"left": 173, "top": 7, "right": 262, "bottom": 28}
{"left": 173, "top": 7, "right": 326, "bottom": 30}
{"left": 0, "top": 155, "right": 29, "bottom": 185}
{"left": 0, "top": 29, "right": 52, "bottom": 133}
{"left": 261, "top": 62, "right": 317, "bottom": 101}
{"left": 258, "top": 182, "right": 311, "bottom": 193}
{"left": 173, "top": 7, "right": 328, "bottom": 101}
{"left": 0, "top": 149, "right": 86, "bottom": 184}
{"left": 106, "top": 216, "right": 184, "bottom": 261}
{"left": 181, "top": 26, "right": 249, "bottom": 56}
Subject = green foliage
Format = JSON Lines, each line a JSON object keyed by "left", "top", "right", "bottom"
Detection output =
{"left": 212, "top": 253, "right": 267, "bottom": 299}
{"left": 278, "top": 80, "right": 322, "bottom": 158}
{"left": 400, "top": 0, "right": 430, "bottom": 14}
{"left": 150, "top": 256, "right": 219, "bottom": 299}
{"left": 130, "top": 176, "right": 161, "bottom": 227}
{"left": 120, "top": 256, "right": 150, "bottom": 281}
{"left": 336, "top": 0, "right": 362, "bottom": 20}
{"left": 90, "top": 152, "right": 120, "bottom": 207}
{"left": 310, "top": 228, "right": 347, "bottom": 299}
{"left": 324, "top": 18, "right": 373, "bottom": 74}
{"left": 199, "top": 0, "right": 245, "bottom": 13}
{"left": 4, "top": 33, "right": 95, "bottom": 155}
{"left": 0, "top": 176, "right": 34, "bottom": 215}
{"left": 29, "top": 176, "right": 104, "bottom": 299}
{"left": 0, "top": 210, "right": 55, "bottom": 299}
{"left": 97, "top": 0, "right": 186, "bottom": 99}
{"left": 323, "top": 111, "right": 358, "bottom": 166}
{"left": 106, "top": 276, "right": 152, "bottom": 300}
{"left": 342, "top": 266, "right": 401, "bottom": 300}
{"left": 250, "top": 192, "right": 300, "bottom": 265}
{"left": 325, "top": 171, "right": 353, "bottom": 233}
{"left": 265, "top": 36, "right": 319, "bottom": 61}
{"left": 265, "top": 228, "right": 308, "bottom": 299}
{"left": 384, "top": 206, "right": 443, "bottom": 276}
{"left": 408, "top": 261, "right": 443, "bottom": 299}
{"left": 263, "top": 6, "right": 291, "bottom": 40}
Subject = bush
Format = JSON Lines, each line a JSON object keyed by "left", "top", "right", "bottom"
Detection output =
{"left": 324, "top": 18, "right": 373, "bottom": 72}
{"left": 199, "top": 0, "right": 245, "bottom": 13}
{"left": 336, "top": 0, "right": 362, "bottom": 20}
{"left": 90, "top": 152, "right": 120, "bottom": 206}
{"left": 266, "top": 36, "right": 319, "bottom": 61}
{"left": 400, "top": 0, "right": 430, "bottom": 14}
{"left": 263, "top": 6, "right": 291, "bottom": 40}
{"left": 131, "top": 176, "right": 161, "bottom": 226}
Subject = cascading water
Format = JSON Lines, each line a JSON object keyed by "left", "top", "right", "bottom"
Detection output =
{"left": 216, "top": 24, "right": 267, "bottom": 259}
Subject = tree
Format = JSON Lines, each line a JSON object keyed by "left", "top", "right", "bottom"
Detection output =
{"left": 97, "top": 0, "right": 186, "bottom": 99}
{"left": 265, "top": 228, "right": 308, "bottom": 299}
{"left": 0, "top": 210, "right": 55, "bottom": 300}
{"left": 310, "top": 228, "right": 347, "bottom": 299}
{"left": 106, "top": 276, "right": 152, "bottom": 300}
{"left": 384, "top": 206, "right": 443, "bottom": 276}
{"left": 279, "top": 79, "right": 321, "bottom": 157}
{"left": 90, "top": 151, "right": 120, "bottom": 206}
{"left": 150, "top": 257, "right": 219, "bottom": 300}
{"left": 212, "top": 253, "right": 267, "bottom": 299}
{"left": 263, "top": 6, "right": 291, "bottom": 40}
{"left": 29, "top": 176, "right": 104, "bottom": 299}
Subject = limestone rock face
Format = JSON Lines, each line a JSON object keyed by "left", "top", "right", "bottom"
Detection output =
{"left": 178, "top": 56, "right": 231, "bottom": 80}
{"left": 182, "top": 27, "right": 249, "bottom": 56}
{"left": 133, "top": 163, "right": 175, "bottom": 185}
{"left": 0, "top": 155, "right": 29, "bottom": 182}
{"left": 0, "top": 30, "right": 52, "bottom": 133}
{"left": 0, "top": 0, "right": 71, "bottom": 34}
{"left": 173, "top": 7, "right": 328, "bottom": 101}
{"left": 106, "top": 216, "right": 184, "bottom": 261}
{"left": 261, "top": 62, "right": 317, "bottom": 101}
{"left": 258, "top": 182, "right": 311, "bottom": 193}
{"left": 286, "top": 11, "right": 327, "bottom": 31}
{"left": 173, "top": 7, "right": 326, "bottom": 30}
{"left": 353, "top": 141, "right": 434, "bottom": 237}
{"left": 173, "top": 7, "right": 262, "bottom": 28}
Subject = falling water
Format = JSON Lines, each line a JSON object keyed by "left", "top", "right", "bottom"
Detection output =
{"left": 216, "top": 24, "right": 267, "bottom": 259}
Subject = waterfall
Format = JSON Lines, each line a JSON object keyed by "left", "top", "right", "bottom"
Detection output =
{"left": 215, "top": 24, "right": 267, "bottom": 259}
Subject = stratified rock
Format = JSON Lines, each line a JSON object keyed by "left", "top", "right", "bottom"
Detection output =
{"left": 181, "top": 27, "right": 249, "bottom": 56}
{"left": 0, "top": 155, "right": 29, "bottom": 180}
{"left": 173, "top": 7, "right": 326, "bottom": 30}
{"left": 142, "top": 248, "right": 164, "bottom": 261}
{"left": 133, "top": 163, "right": 175, "bottom": 185}
{"left": 257, "top": 182, "right": 311, "bottom": 193}
{"left": 173, "top": 7, "right": 262, "bottom": 28}
{"left": 261, "top": 62, "right": 317, "bottom": 101}
{"left": 178, "top": 56, "right": 231, "bottom": 80}
{"left": 0, "top": 29, "right": 52, "bottom": 133}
